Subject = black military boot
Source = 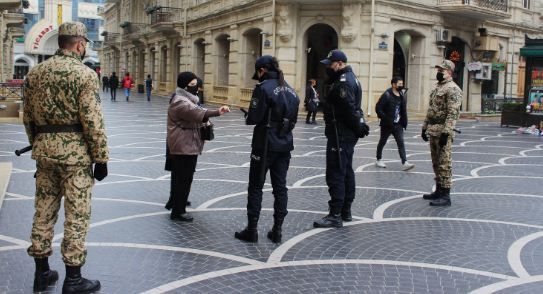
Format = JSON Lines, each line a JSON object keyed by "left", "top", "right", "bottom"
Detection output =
{"left": 235, "top": 216, "right": 258, "bottom": 243}
{"left": 313, "top": 208, "right": 343, "bottom": 228}
{"left": 267, "top": 219, "right": 283, "bottom": 243}
{"left": 33, "top": 257, "right": 59, "bottom": 292}
{"left": 429, "top": 187, "right": 451, "bottom": 206}
{"left": 341, "top": 202, "right": 353, "bottom": 222}
{"left": 423, "top": 184, "right": 441, "bottom": 200}
{"left": 62, "top": 265, "right": 101, "bottom": 294}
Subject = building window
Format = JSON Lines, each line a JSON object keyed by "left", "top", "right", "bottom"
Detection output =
{"left": 523, "top": 0, "right": 530, "bottom": 9}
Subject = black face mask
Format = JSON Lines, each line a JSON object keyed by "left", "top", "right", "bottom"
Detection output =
{"left": 326, "top": 68, "right": 336, "bottom": 78}
{"left": 397, "top": 86, "right": 404, "bottom": 91}
{"left": 186, "top": 85, "right": 199, "bottom": 95}
{"left": 80, "top": 48, "right": 86, "bottom": 59}
{"left": 436, "top": 72, "right": 445, "bottom": 82}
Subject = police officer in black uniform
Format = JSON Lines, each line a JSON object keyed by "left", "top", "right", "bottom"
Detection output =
{"left": 313, "top": 50, "right": 369, "bottom": 228}
{"left": 235, "top": 55, "right": 300, "bottom": 243}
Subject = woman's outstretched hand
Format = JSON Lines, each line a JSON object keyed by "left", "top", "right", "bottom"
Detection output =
{"left": 219, "top": 106, "right": 231, "bottom": 115}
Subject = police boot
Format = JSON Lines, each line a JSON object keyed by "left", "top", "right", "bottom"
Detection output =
{"left": 429, "top": 188, "right": 451, "bottom": 207}
{"left": 423, "top": 184, "right": 441, "bottom": 200}
{"left": 235, "top": 216, "right": 258, "bottom": 243}
{"left": 33, "top": 257, "right": 59, "bottom": 292}
{"left": 62, "top": 265, "right": 101, "bottom": 294}
{"left": 267, "top": 218, "right": 283, "bottom": 243}
{"left": 341, "top": 202, "right": 353, "bottom": 222}
{"left": 313, "top": 208, "right": 343, "bottom": 228}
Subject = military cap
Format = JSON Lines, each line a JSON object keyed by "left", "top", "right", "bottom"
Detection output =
{"left": 58, "top": 21, "right": 90, "bottom": 42}
{"left": 435, "top": 60, "right": 455, "bottom": 72}
{"left": 320, "top": 50, "right": 347, "bottom": 65}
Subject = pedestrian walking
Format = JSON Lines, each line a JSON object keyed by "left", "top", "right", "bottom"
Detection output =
{"left": 305, "top": 79, "right": 319, "bottom": 124}
{"left": 145, "top": 74, "right": 153, "bottom": 101}
{"left": 102, "top": 74, "right": 109, "bottom": 93}
{"left": 313, "top": 50, "right": 369, "bottom": 228}
{"left": 23, "top": 21, "right": 108, "bottom": 293}
{"left": 421, "top": 60, "right": 462, "bottom": 206}
{"left": 234, "top": 55, "right": 300, "bottom": 243}
{"left": 109, "top": 72, "right": 119, "bottom": 101}
{"left": 375, "top": 76, "right": 414, "bottom": 171}
{"left": 167, "top": 72, "right": 230, "bottom": 221}
{"left": 122, "top": 72, "right": 134, "bottom": 101}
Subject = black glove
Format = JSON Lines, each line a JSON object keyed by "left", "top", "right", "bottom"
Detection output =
{"left": 93, "top": 163, "right": 108, "bottom": 181}
{"left": 439, "top": 133, "right": 449, "bottom": 147}
{"left": 357, "top": 123, "right": 370, "bottom": 138}
{"left": 421, "top": 129, "right": 428, "bottom": 142}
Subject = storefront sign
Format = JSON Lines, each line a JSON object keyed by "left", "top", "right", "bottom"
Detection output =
{"left": 492, "top": 63, "right": 505, "bottom": 71}
{"left": 32, "top": 25, "right": 54, "bottom": 50}
{"left": 467, "top": 62, "right": 482, "bottom": 71}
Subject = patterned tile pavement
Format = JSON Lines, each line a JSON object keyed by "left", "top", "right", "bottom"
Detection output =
{"left": 1, "top": 90, "right": 543, "bottom": 293}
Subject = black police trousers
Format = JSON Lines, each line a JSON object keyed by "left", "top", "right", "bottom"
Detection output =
{"left": 247, "top": 150, "right": 291, "bottom": 221}
{"left": 376, "top": 124, "right": 407, "bottom": 164}
{"left": 170, "top": 154, "right": 198, "bottom": 214}
{"left": 326, "top": 139, "right": 357, "bottom": 214}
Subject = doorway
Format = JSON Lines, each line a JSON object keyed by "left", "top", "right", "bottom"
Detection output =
{"left": 305, "top": 24, "right": 338, "bottom": 98}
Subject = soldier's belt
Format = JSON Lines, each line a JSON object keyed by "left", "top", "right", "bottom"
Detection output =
{"left": 427, "top": 118, "right": 445, "bottom": 125}
{"left": 35, "top": 124, "right": 83, "bottom": 134}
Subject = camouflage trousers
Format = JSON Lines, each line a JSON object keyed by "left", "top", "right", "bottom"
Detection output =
{"left": 429, "top": 135, "right": 453, "bottom": 189}
{"left": 27, "top": 161, "right": 94, "bottom": 266}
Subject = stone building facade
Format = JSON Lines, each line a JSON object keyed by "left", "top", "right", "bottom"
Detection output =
{"left": 0, "top": 1, "right": 25, "bottom": 82}
{"left": 98, "top": 0, "right": 543, "bottom": 115}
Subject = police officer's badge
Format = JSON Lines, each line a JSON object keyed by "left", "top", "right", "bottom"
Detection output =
{"left": 250, "top": 97, "right": 259, "bottom": 108}
{"left": 340, "top": 87, "right": 347, "bottom": 99}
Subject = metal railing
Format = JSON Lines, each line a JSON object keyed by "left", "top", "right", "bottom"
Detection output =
{"left": 437, "top": 0, "right": 508, "bottom": 13}
{"left": 481, "top": 94, "right": 522, "bottom": 114}
{"left": 150, "top": 7, "right": 181, "bottom": 25}
{"left": 0, "top": 81, "right": 24, "bottom": 101}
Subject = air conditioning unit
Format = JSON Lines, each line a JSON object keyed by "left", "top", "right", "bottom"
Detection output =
{"left": 473, "top": 36, "right": 499, "bottom": 51}
{"left": 436, "top": 29, "right": 451, "bottom": 43}
{"left": 475, "top": 63, "right": 492, "bottom": 80}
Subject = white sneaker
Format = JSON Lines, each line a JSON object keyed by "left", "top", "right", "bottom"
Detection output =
{"left": 375, "top": 160, "right": 386, "bottom": 168}
{"left": 402, "top": 161, "right": 415, "bottom": 171}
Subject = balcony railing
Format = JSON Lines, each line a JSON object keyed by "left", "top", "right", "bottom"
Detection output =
{"left": 103, "top": 33, "right": 120, "bottom": 44}
{"left": 150, "top": 7, "right": 182, "bottom": 25}
{"left": 213, "top": 86, "right": 229, "bottom": 101}
{"left": 437, "top": 0, "right": 508, "bottom": 12}
{"left": 92, "top": 41, "right": 103, "bottom": 51}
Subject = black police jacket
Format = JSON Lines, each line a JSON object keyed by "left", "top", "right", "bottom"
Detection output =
{"left": 375, "top": 88, "right": 408, "bottom": 128}
{"left": 322, "top": 66, "right": 364, "bottom": 142}
{"left": 246, "top": 72, "right": 300, "bottom": 152}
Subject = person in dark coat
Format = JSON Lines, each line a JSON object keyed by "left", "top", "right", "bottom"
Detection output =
{"left": 109, "top": 72, "right": 119, "bottom": 101}
{"left": 375, "top": 76, "right": 414, "bottom": 171}
{"left": 101, "top": 75, "right": 109, "bottom": 93}
{"left": 305, "top": 79, "right": 319, "bottom": 124}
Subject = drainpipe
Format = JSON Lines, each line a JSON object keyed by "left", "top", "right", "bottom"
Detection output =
{"left": 509, "top": 25, "right": 516, "bottom": 100}
{"left": 367, "top": 0, "right": 375, "bottom": 116}
{"left": 1, "top": 12, "right": 4, "bottom": 81}
{"left": 272, "top": 0, "right": 276, "bottom": 56}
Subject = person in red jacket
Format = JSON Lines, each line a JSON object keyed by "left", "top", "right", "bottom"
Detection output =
{"left": 122, "top": 72, "right": 134, "bottom": 101}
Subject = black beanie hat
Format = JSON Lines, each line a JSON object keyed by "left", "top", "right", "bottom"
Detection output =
{"left": 177, "top": 72, "right": 197, "bottom": 89}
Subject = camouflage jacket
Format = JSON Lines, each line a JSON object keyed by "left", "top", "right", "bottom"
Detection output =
{"left": 422, "top": 78, "right": 462, "bottom": 137}
{"left": 23, "top": 49, "right": 108, "bottom": 166}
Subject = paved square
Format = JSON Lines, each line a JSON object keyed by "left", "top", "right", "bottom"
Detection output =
{"left": 1, "top": 91, "right": 543, "bottom": 293}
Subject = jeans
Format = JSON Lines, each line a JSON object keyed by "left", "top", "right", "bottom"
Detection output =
{"left": 124, "top": 88, "right": 130, "bottom": 99}
{"left": 376, "top": 124, "right": 407, "bottom": 163}
{"left": 146, "top": 89, "right": 151, "bottom": 101}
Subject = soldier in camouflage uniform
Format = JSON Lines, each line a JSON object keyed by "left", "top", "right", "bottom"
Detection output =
{"left": 421, "top": 60, "right": 462, "bottom": 206}
{"left": 23, "top": 22, "right": 108, "bottom": 293}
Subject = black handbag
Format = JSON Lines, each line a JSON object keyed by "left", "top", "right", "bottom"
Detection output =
{"left": 200, "top": 122, "right": 214, "bottom": 141}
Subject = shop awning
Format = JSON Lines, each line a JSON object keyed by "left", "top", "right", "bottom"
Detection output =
{"left": 520, "top": 46, "right": 543, "bottom": 57}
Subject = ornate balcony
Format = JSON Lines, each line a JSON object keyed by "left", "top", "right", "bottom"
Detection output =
{"left": 0, "top": 0, "right": 22, "bottom": 10}
{"left": 3, "top": 9, "right": 24, "bottom": 27}
{"left": 102, "top": 32, "right": 120, "bottom": 45}
{"left": 149, "top": 7, "right": 182, "bottom": 32}
{"left": 437, "top": 0, "right": 510, "bottom": 19}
